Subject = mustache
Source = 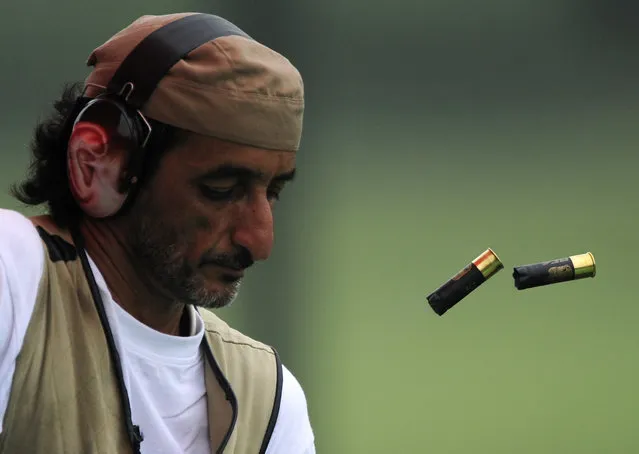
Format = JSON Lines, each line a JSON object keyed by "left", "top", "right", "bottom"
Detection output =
{"left": 201, "top": 248, "right": 254, "bottom": 270}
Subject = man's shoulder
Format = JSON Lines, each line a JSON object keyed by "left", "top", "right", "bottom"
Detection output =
{"left": 266, "top": 365, "right": 315, "bottom": 452}
{"left": 197, "top": 308, "right": 315, "bottom": 451}
{"left": 197, "top": 308, "right": 314, "bottom": 451}
{"left": 279, "top": 364, "right": 311, "bottom": 422}
{"left": 0, "top": 208, "right": 39, "bottom": 240}
{"left": 0, "top": 209, "right": 45, "bottom": 267}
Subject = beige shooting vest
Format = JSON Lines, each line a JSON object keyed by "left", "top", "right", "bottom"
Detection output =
{"left": 0, "top": 218, "right": 282, "bottom": 454}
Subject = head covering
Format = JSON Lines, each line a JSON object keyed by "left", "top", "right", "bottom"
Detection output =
{"left": 84, "top": 13, "right": 304, "bottom": 151}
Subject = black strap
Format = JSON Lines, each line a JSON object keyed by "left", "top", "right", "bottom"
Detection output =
{"left": 108, "top": 13, "right": 251, "bottom": 109}
{"left": 258, "top": 348, "right": 284, "bottom": 454}
{"left": 201, "top": 338, "right": 239, "bottom": 454}
{"left": 70, "top": 227, "right": 144, "bottom": 453}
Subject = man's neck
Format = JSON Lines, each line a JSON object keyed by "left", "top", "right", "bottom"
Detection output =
{"left": 78, "top": 217, "right": 187, "bottom": 336}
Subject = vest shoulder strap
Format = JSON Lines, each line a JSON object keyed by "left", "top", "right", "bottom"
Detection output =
{"left": 199, "top": 308, "right": 283, "bottom": 453}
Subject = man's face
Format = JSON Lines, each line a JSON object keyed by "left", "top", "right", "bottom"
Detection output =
{"left": 124, "top": 133, "right": 296, "bottom": 309}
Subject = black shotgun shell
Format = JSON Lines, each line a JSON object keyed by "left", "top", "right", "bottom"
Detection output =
{"left": 513, "top": 252, "right": 596, "bottom": 290}
{"left": 427, "top": 248, "right": 503, "bottom": 316}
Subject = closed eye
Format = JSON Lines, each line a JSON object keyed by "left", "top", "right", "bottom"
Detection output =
{"left": 200, "top": 184, "right": 238, "bottom": 201}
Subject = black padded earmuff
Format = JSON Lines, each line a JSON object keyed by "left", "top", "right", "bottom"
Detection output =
{"left": 72, "top": 95, "right": 150, "bottom": 198}
{"left": 68, "top": 13, "right": 251, "bottom": 215}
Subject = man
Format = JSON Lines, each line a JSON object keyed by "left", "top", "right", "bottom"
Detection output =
{"left": 0, "top": 12, "right": 314, "bottom": 454}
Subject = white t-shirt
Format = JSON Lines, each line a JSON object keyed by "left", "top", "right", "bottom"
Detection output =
{"left": 0, "top": 209, "right": 315, "bottom": 453}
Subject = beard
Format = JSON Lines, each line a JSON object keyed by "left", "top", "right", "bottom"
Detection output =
{"left": 125, "top": 203, "right": 244, "bottom": 309}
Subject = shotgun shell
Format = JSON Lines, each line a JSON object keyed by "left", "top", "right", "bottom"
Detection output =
{"left": 426, "top": 248, "right": 503, "bottom": 316}
{"left": 513, "top": 252, "right": 596, "bottom": 290}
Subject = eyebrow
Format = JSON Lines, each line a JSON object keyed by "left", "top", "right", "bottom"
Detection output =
{"left": 198, "top": 164, "right": 296, "bottom": 184}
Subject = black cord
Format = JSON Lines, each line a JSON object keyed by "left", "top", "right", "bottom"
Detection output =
{"left": 69, "top": 226, "right": 143, "bottom": 453}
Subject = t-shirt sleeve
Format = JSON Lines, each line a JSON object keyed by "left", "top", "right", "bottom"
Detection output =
{"left": 0, "top": 209, "right": 45, "bottom": 432}
{"left": 265, "top": 363, "right": 315, "bottom": 454}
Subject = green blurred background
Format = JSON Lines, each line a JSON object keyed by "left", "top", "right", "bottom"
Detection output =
{"left": 2, "top": 0, "right": 639, "bottom": 452}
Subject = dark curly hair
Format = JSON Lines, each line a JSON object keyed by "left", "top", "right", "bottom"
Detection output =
{"left": 10, "top": 82, "right": 185, "bottom": 228}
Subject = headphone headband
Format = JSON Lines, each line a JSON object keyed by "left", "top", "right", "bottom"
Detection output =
{"left": 107, "top": 13, "right": 251, "bottom": 109}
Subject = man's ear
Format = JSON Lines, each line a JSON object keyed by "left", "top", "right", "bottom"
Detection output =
{"left": 67, "top": 121, "right": 129, "bottom": 218}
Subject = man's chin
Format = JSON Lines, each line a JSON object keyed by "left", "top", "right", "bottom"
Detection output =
{"left": 190, "top": 280, "right": 242, "bottom": 309}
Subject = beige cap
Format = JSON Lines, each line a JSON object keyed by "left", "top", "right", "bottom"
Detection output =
{"left": 84, "top": 13, "right": 304, "bottom": 152}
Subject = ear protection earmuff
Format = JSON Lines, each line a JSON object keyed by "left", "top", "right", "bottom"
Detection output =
{"left": 66, "top": 13, "right": 251, "bottom": 218}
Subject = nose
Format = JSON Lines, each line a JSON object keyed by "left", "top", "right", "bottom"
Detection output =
{"left": 231, "top": 196, "right": 274, "bottom": 262}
